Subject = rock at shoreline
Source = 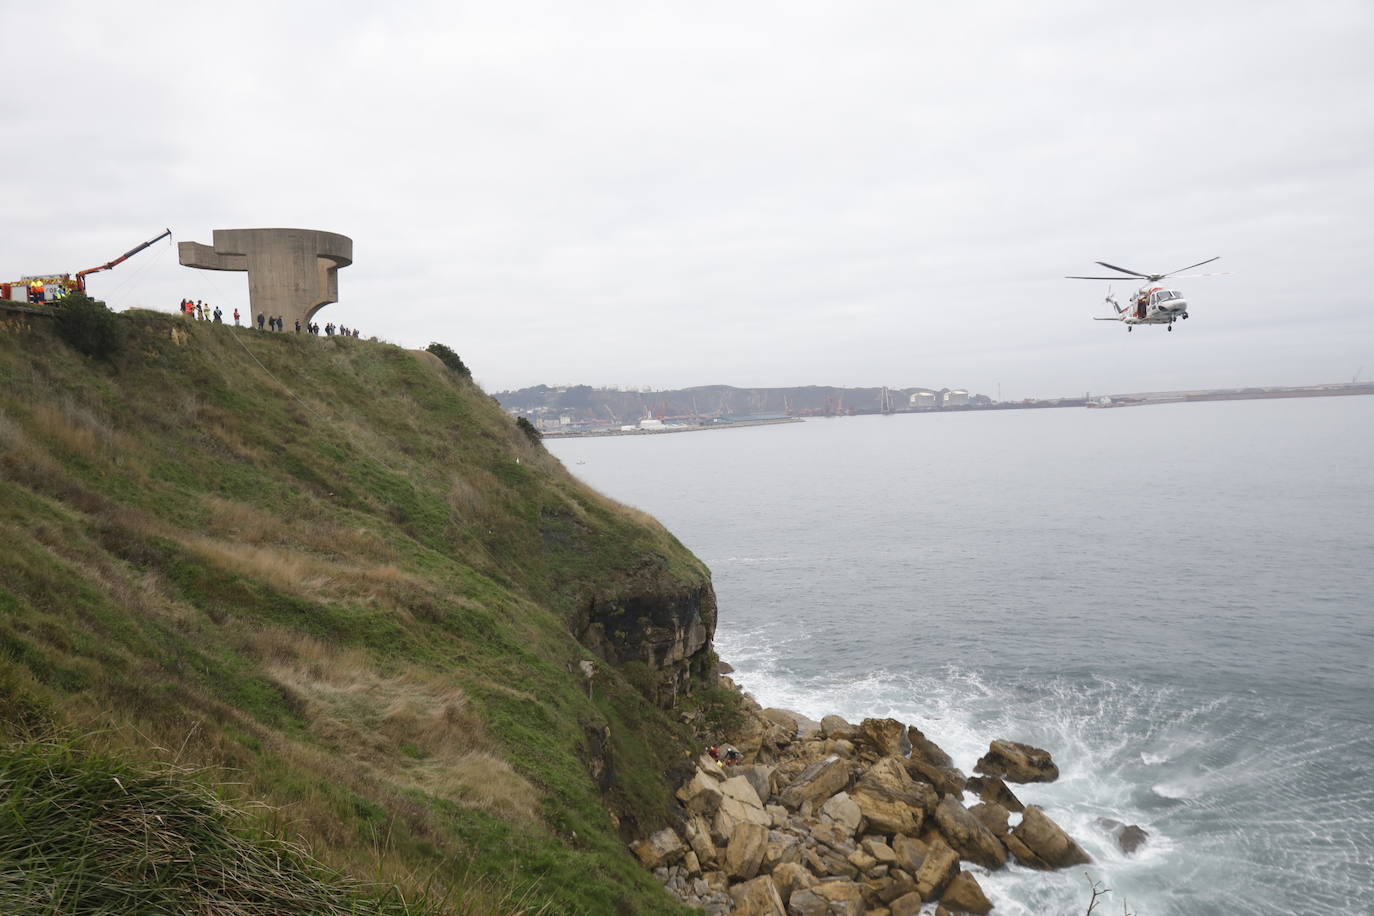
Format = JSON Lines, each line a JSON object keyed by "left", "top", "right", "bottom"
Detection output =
{"left": 1096, "top": 817, "right": 1150, "bottom": 855}
{"left": 974, "top": 739, "right": 1060, "bottom": 783}
{"left": 779, "top": 756, "right": 852, "bottom": 810}
{"left": 969, "top": 801, "right": 1011, "bottom": 837}
{"left": 914, "top": 836, "right": 961, "bottom": 901}
{"left": 941, "top": 871, "right": 994, "bottom": 914}
{"left": 891, "top": 834, "right": 927, "bottom": 875}
{"left": 851, "top": 756, "right": 936, "bottom": 836}
{"left": 648, "top": 693, "right": 1097, "bottom": 914}
{"left": 761, "top": 707, "right": 822, "bottom": 738}
{"left": 934, "top": 796, "right": 1008, "bottom": 870}
{"left": 856, "top": 717, "right": 912, "bottom": 760}
{"left": 965, "top": 774, "right": 1024, "bottom": 812}
{"left": 821, "top": 715, "right": 857, "bottom": 739}
{"left": 907, "top": 724, "right": 956, "bottom": 769}
{"left": 1011, "top": 805, "right": 1091, "bottom": 868}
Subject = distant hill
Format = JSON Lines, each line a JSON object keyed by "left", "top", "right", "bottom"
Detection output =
{"left": 496, "top": 383, "right": 989, "bottom": 422}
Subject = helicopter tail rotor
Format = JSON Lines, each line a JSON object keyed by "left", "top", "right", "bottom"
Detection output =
{"left": 1105, "top": 286, "right": 1123, "bottom": 314}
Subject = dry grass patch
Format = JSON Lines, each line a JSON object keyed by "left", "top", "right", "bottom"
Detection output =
{"left": 251, "top": 631, "right": 540, "bottom": 824}
{"left": 179, "top": 533, "right": 430, "bottom": 610}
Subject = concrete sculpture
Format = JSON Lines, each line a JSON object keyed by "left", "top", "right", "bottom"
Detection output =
{"left": 178, "top": 228, "right": 352, "bottom": 329}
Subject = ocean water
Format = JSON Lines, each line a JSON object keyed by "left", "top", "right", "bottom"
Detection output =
{"left": 548, "top": 397, "right": 1374, "bottom": 915}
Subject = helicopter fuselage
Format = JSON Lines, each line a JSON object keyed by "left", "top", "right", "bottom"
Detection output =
{"left": 1117, "top": 285, "right": 1189, "bottom": 325}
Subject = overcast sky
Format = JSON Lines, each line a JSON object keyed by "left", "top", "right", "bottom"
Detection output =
{"left": 5, "top": 1, "right": 1372, "bottom": 399}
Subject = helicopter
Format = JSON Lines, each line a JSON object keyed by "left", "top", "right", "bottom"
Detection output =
{"left": 1067, "top": 257, "right": 1223, "bottom": 332}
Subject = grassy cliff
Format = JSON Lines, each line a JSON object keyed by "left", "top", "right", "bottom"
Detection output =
{"left": 0, "top": 307, "right": 725, "bottom": 914}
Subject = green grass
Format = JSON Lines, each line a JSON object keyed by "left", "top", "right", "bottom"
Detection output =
{"left": 0, "top": 311, "right": 717, "bottom": 914}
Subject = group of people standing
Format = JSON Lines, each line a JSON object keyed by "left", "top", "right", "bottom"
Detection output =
{"left": 180, "top": 299, "right": 226, "bottom": 323}
{"left": 178, "top": 298, "right": 362, "bottom": 339}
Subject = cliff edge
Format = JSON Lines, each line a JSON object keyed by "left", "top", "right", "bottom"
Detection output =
{"left": 0, "top": 308, "right": 721, "bottom": 913}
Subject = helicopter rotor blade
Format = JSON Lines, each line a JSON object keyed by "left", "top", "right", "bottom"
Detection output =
{"left": 1165, "top": 271, "right": 1229, "bottom": 279}
{"left": 1067, "top": 275, "right": 1144, "bottom": 280}
{"left": 1161, "top": 256, "right": 1220, "bottom": 277}
{"left": 1094, "top": 261, "right": 1151, "bottom": 278}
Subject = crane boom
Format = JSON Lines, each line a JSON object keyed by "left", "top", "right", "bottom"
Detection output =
{"left": 76, "top": 228, "right": 172, "bottom": 278}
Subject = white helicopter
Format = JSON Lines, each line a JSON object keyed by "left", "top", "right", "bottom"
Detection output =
{"left": 1067, "top": 257, "right": 1223, "bottom": 332}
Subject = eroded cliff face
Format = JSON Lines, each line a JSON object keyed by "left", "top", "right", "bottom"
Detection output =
{"left": 577, "top": 556, "right": 717, "bottom": 707}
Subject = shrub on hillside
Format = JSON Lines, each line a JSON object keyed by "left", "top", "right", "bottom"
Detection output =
{"left": 426, "top": 342, "right": 471, "bottom": 378}
{"left": 516, "top": 416, "right": 542, "bottom": 445}
{"left": 54, "top": 291, "right": 121, "bottom": 359}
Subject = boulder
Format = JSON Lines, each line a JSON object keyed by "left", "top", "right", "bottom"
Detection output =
{"left": 698, "top": 753, "right": 730, "bottom": 777}
{"left": 964, "top": 774, "right": 1024, "bottom": 813}
{"left": 779, "top": 756, "right": 852, "bottom": 810}
{"left": 685, "top": 814, "right": 719, "bottom": 868}
{"left": 914, "top": 836, "right": 960, "bottom": 901}
{"left": 1011, "top": 805, "right": 1091, "bottom": 868}
{"left": 820, "top": 791, "right": 864, "bottom": 838}
{"left": 862, "top": 837, "right": 898, "bottom": 867}
{"left": 810, "top": 879, "right": 866, "bottom": 914}
{"left": 678, "top": 768, "right": 726, "bottom": 814}
{"left": 889, "top": 890, "right": 924, "bottom": 916}
{"left": 1096, "top": 817, "right": 1150, "bottom": 855}
{"left": 857, "top": 717, "right": 912, "bottom": 759}
{"left": 770, "top": 861, "right": 816, "bottom": 906}
{"left": 1118, "top": 824, "right": 1149, "bottom": 855}
{"left": 934, "top": 796, "right": 1007, "bottom": 870}
{"left": 821, "top": 714, "right": 856, "bottom": 738}
{"left": 974, "top": 740, "right": 1060, "bottom": 784}
{"left": 906, "top": 724, "right": 955, "bottom": 769}
{"left": 764, "top": 830, "right": 804, "bottom": 870}
{"left": 939, "top": 872, "right": 992, "bottom": 915}
{"left": 632, "top": 827, "right": 686, "bottom": 869}
{"left": 731, "top": 874, "right": 787, "bottom": 916}
{"left": 736, "top": 764, "right": 777, "bottom": 805}
{"left": 684, "top": 850, "right": 701, "bottom": 875}
{"left": 891, "top": 834, "right": 926, "bottom": 875}
{"left": 876, "top": 867, "right": 917, "bottom": 905}
{"left": 969, "top": 801, "right": 1010, "bottom": 837}
{"left": 724, "top": 821, "right": 771, "bottom": 880}
{"left": 904, "top": 755, "right": 968, "bottom": 798}
{"left": 850, "top": 756, "right": 936, "bottom": 835}
{"left": 713, "top": 775, "right": 772, "bottom": 841}
{"left": 762, "top": 707, "right": 823, "bottom": 738}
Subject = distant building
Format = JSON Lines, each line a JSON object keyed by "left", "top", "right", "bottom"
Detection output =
{"left": 945, "top": 389, "right": 969, "bottom": 407}
{"left": 910, "top": 390, "right": 936, "bottom": 408}
{"left": 639, "top": 418, "right": 665, "bottom": 430}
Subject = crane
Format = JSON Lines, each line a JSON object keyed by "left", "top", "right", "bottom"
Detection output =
{"left": 3, "top": 228, "right": 172, "bottom": 304}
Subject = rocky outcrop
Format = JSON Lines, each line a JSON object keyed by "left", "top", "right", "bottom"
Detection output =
{"left": 639, "top": 683, "right": 1094, "bottom": 913}
{"left": 576, "top": 560, "right": 717, "bottom": 707}
{"left": 973, "top": 739, "right": 1060, "bottom": 783}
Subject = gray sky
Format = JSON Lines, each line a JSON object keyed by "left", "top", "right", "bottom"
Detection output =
{"left": 5, "top": 0, "right": 1372, "bottom": 399}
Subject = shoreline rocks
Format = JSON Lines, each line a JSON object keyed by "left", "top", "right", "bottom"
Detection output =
{"left": 636, "top": 690, "right": 1100, "bottom": 914}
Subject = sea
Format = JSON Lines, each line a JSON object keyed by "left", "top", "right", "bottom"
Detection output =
{"left": 548, "top": 396, "right": 1374, "bottom": 916}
